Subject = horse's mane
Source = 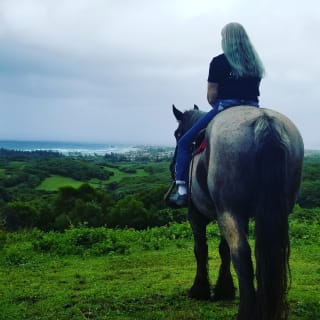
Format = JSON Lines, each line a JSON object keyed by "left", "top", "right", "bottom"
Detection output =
{"left": 183, "top": 109, "right": 206, "bottom": 128}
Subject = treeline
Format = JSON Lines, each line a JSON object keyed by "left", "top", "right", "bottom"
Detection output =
{"left": 1, "top": 183, "right": 185, "bottom": 231}
{"left": 0, "top": 157, "right": 113, "bottom": 190}
{"left": 0, "top": 148, "right": 63, "bottom": 160}
{"left": 26, "top": 158, "right": 112, "bottom": 181}
{"left": 0, "top": 149, "right": 320, "bottom": 232}
{"left": 0, "top": 149, "right": 183, "bottom": 231}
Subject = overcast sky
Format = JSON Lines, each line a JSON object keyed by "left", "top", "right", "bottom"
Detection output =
{"left": 0, "top": 0, "right": 319, "bottom": 148}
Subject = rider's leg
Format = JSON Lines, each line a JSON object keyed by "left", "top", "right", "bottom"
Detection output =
{"left": 168, "top": 107, "right": 220, "bottom": 207}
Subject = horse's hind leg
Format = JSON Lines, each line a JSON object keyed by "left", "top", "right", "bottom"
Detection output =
{"left": 188, "top": 204, "right": 211, "bottom": 300}
{"left": 218, "top": 212, "right": 256, "bottom": 320}
{"left": 214, "top": 221, "right": 250, "bottom": 300}
{"left": 213, "top": 236, "right": 236, "bottom": 301}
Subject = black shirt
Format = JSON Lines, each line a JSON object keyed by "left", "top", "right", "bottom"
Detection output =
{"left": 208, "top": 54, "right": 261, "bottom": 102}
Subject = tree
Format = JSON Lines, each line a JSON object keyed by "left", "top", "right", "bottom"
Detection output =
{"left": 108, "top": 195, "right": 149, "bottom": 229}
{"left": 2, "top": 201, "right": 39, "bottom": 231}
{"left": 71, "top": 199, "right": 104, "bottom": 227}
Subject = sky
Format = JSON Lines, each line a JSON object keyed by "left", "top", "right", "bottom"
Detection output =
{"left": 0, "top": 0, "right": 319, "bottom": 148}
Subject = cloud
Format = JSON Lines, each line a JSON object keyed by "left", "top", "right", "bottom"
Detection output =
{"left": 0, "top": 0, "right": 319, "bottom": 147}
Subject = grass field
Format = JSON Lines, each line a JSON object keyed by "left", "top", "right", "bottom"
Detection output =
{"left": 105, "top": 167, "right": 149, "bottom": 184}
{"left": 36, "top": 166, "right": 151, "bottom": 191}
{"left": 0, "top": 221, "right": 319, "bottom": 320}
{"left": 36, "top": 175, "right": 84, "bottom": 191}
{"left": 6, "top": 161, "right": 26, "bottom": 169}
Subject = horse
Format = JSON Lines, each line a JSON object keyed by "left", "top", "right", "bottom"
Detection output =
{"left": 169, "top": 104, "right": 304, "bottom": 320}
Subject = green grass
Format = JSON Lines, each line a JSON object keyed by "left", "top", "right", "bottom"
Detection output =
{"left": 36, "top": 166, "right": 152, "bottom": 192}
{"left": 36, "top": 175, "right": 84, "bottom": 191}
{"left": 0, "top": 240, "right": 237, "bottom": 320}
{"left": 6, "top": 161, "right": 26, "bottom": 169}
{"left": 0, "top": 221, "right": 319, "bottom": 320}
{"left": 105, "top": 167, "right": 149, "bottom": 184}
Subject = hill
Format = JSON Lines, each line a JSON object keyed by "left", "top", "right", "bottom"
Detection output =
{"left": 0, "top": 148, "right": 319, "bottom": 319}
{"left": 0, "top": 217, "right": 319, "bottom": 320}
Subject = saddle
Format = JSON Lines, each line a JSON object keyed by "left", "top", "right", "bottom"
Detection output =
{"left": 192, "top": 129, "right": 207, "bottom": 155}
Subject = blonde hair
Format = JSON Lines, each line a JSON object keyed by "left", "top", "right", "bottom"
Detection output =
{"left": 221, "top": 22, "right": 265, "bottom": 78}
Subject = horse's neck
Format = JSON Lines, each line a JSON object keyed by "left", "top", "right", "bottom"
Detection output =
{"left": 189, "top": 111, "right": 205, "bottom": 126}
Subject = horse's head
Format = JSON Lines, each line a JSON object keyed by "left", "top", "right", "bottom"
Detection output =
{"left": 172, "top": 104, "right": 203, "bottom": 141}
{"left": 169, "top": 104, "right": 205, "bottom": 180}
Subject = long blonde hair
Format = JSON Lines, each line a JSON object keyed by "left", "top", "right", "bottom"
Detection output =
{"left": 221, "top": 22, "right": 265, "bottom": 78}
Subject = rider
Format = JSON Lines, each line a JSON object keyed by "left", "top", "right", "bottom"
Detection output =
{"left": 168, "top": 22, "right": 265, "bottom": 207}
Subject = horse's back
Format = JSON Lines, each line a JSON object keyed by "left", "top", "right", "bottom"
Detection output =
{"left": 208, "top": 106, "right": 302, "bottom": 155}
{"left": 192, "top": 106, "right": 304, "bottom": 218}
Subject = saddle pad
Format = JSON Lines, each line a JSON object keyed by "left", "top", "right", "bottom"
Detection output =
{"left": 193, "top": 139, "right": 207, "bottom": 155}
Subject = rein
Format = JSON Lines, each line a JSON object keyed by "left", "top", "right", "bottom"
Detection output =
{"left": 163, "top": 181, "right": 176, "bottom": 202}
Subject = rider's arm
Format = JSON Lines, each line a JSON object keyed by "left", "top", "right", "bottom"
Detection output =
{"left": 207, "top": 82, "right": 219, "bottom": 107}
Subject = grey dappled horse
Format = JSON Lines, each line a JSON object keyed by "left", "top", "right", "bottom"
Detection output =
{"left": 170, "top": 105, "right": 304, "bottom": 320}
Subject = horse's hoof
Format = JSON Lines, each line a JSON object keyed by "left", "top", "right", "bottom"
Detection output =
{"left": 213, "top": 285, "right": 236, "bottom": 301}
{"left": 188, "top": 285, "right": 211, "bottom": 301}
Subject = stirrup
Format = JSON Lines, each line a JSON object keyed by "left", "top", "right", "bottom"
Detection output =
{"left": 167, "top": 192, "right": 188, "bottom": 208}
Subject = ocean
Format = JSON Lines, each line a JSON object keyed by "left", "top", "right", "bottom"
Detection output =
{"left": 0, "top": 140, "right": 141, "bottom": 156}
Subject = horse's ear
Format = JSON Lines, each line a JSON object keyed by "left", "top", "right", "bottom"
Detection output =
{"left": 194, "top": 104, "right": 199, "bottom": 110}
{"left": 172, "top": 104, "right": 183, "bottom": 121}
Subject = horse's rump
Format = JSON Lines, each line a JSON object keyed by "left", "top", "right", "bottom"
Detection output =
{"left": 191, "top": 106, "right": 303, "bottom": 219}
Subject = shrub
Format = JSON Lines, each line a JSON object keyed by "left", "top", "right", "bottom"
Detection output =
{"left": 291, "top": 205, "right": 320, "bottom": 223}
{"left": 1, "top": 201, "right": 39, "bottom": 231}
{"left": 290, "top": 219, "right": 320, "bottom": 244}
{"left": 32, "top": 227, "right": 133, "bottom": 256}
{"left": 2, "top": 241, "right": 35, "bottom": 266}
{"left": 297, "top": 180, "right": 320, "bottom": 208}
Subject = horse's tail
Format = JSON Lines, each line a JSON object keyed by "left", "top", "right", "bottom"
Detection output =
{"left": 253, "top": 113, "right": 290, "bottom": 320}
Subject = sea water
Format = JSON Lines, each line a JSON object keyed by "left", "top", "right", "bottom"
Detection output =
{"left": 0, "top": 140, "right": 139, "bottom": 156}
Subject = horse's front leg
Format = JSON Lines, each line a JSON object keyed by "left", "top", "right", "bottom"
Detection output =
{"left": 188, "top": 204, "right": 211, "bottom": 300}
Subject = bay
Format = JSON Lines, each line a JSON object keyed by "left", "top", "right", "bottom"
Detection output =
{"left": 0, "top": 140, "right": 139, "bottom": 156}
